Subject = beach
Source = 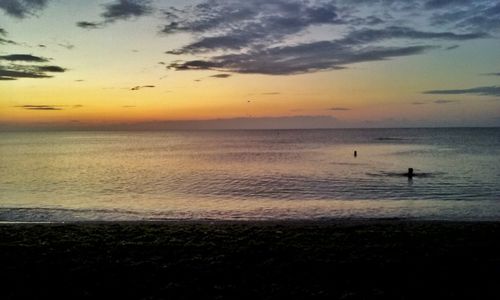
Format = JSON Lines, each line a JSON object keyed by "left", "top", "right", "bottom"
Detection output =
{"left": 1, "top": 220, "right": 499, "bottom": 299}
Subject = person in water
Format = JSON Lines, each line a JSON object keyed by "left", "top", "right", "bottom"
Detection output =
{"left": 405, "top": 168, "right": 414, "bottom": 178}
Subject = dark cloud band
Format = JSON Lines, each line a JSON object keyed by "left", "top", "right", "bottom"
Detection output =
{"left": 434, "top": 99, "right": 460, "bottom": 104}
{"left": 14, "top": 104, "right": 84, "bottom": 110}
{"left": 424, "top": 86, "right": 500, "bottom": 97}
{"left": 76, "top": 21, "right": 102, "bottom": 29}
{"left": 168, "top": 43, "right": 435, "bottom": 75}
{"left": 0, "top": 54, "right": 49, "bottom": 62}
{"left": 130, "top": 85, "right": 155, "bottom": 91}
{"left": 15, "top": 105, "right": 62, "bottom": 111}
{"left": 210, "top": 74, "right": 231, "bottom": 78}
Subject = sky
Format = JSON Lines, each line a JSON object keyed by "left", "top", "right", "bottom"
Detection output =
{"left": 1, "top": 0, "right": 500, "bottom": 130}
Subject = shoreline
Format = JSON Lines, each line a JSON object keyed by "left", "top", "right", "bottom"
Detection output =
{"left": 3, "top": 198, "right": 500, "bottom": 223}
{"left": 1, "top": 215, "right": 500, "bottom": 224}
{"left": 2, "top": 219, "right": 500, "bottom": 299}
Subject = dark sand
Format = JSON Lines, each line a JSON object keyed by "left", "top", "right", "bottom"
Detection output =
{"left": 1, "top": 219, "right": 500, "bottom": 299}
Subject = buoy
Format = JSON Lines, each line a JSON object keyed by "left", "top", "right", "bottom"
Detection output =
{"left": 406, "top": 168, "right": 414, "bottom": 178}
{"left": 354, "top": 150, "right": 357, "bottom": 157}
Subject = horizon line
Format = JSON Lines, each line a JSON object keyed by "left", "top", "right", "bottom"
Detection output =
{"left": 1, "top": 126, "right": 499, "bottom": 132}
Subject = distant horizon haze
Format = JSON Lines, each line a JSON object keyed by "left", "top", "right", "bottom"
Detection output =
{"left": 2, "top": 115, "right": 500, "bottom": 131}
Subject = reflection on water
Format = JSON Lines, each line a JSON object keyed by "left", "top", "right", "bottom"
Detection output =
{"left": 0, "top": 128, "right": 499, "bottom": 221}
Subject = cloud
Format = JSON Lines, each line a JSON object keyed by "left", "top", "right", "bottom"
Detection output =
{"left": 168, "top": 43, "right": 435, "bottom": 75}
{"left": 433, "top": 99, "right": 460, "bottom": 104}
{"left": 411, "top": 101, "right": 427, "bottom": 105}
{"left": 424, "top": 86, "right": 500, "bottom": 97}
{"left": 130, "top": 85, "right": 155, "bottom": 91}
{"left": 164, "top": 0, "right": 342, "bottom": 54}
{"left": 166, "top": 3, "right": 485, "bottom": 55}
{"left": 0, "top": 54, "right": 66, "bottom": 80}
{"left": 168, "top": 25, "right": 485, "bottom": 57}
{"left": 0, "top": 68, "right": 49, "bottom": 80}
{"left": 261, "top": 92, "right": 281, "bottom": 95}
{"left": 0, "top": 0, "right": 50, "bottom": 18}
{"left": 209, "top": 73, "right": 231, "bottom": 78}
{"left": 14, "top": 104, "right": 83, "bottom": 110}
{"left": 163, "top": 0, "right": 490, "bottom": 76}
{"left": 429, "top": 1, "right": 500, "bottom": 32}
{"left": 36, "top": 65, "right": 65, "bottom": 72}
{"left": 76, "top": 21, "right": 102, "bottom": 29}
{"left": 341, "top": 26, "right": 487, "bottom": 44}
{"left": 424, "top": 0, "right": 471, "bottom": 9}
{"left": 482, "top": 72, "right": 500, "bottom": 76}
{"left": 329, "top": 107, "right": 351, "bottom": 111}
{"left": 0, "top": 54, "right": 49, "bottom": 62}
{"left": 102, "top": 0, "right": 152, "bottom": 22}
{"left": 77, "top": 0, "right": 152, "bottom": 29}
{"left": 15, "top": 105, "right": 63, "bottom": 111}
{"left": 0, "top": 28, "right": 17, "bottom": 45}
{"left": 0, "top": 38, "right": 17, "bottom": 45}
{"left": 58, "top": 42, "right": 75, "bottom": 50}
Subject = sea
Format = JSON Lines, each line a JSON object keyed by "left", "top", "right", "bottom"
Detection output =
{"left": 1, "top": 128, "right": 499, "bottom": 222}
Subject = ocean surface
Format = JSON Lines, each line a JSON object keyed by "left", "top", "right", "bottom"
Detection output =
{"left": 1, "top": 128, "right": 499, "bottom": 222}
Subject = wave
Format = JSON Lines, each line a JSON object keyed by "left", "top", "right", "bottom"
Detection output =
{"left": 375, "top": 137, "right": 408, "bottom": 141}
{"left": 0, "top": 207, "right": 149, "bottom": 222}
{"left": 366, "top": 171, "right": 446, "bottom": 178}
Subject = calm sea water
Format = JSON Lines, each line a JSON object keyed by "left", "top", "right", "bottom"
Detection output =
{"left": 1, "top": 128, "right": 499, "bottom": 222}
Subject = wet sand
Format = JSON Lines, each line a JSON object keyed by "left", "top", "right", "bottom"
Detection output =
{"left": 1, "top": 219, "right": 499, "bottom": 299}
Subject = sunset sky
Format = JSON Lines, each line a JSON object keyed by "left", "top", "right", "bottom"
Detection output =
{"left": 1, "top": 0, "right": 499, "bottom": 129}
